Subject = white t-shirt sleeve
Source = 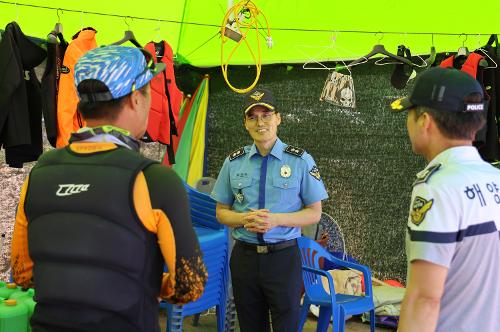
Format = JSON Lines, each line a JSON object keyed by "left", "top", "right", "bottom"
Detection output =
{"left": 406, "top": 182, "right": 459, "bottom": 268}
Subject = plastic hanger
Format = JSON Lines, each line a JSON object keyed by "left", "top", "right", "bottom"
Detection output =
{"left": 374, "top": 45, "right": 428, "bottom": 68}
{"left": 423, "top": 35, "right": 437, "bottom": 68}
{"left": 347, "top": 33, "right": 418, "bottom": 68}
{"left": 112, "top": 16, "right": 142, "bottom": 48}
{"left": 373, "top": 33, "right": 427, "bottom": 67}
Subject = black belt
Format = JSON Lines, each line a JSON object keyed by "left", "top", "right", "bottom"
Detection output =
{"left": 236, "top": 239, "right": 297, "bottom": 254}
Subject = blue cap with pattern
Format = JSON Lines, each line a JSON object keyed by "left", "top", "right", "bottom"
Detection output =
{"left": 74, "top": 45, "right": 165, "bottom": 102}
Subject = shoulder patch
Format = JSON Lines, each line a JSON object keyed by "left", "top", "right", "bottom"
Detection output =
{"left": 413, "top": 164, "right": 441, "bottom": 187}
{"left": 284, "top": 145, "right": 305, "bottom": 157}
{"left": 229, "top": 147, "right": 246, "bottom": 161}
{"left": 410, "top": 196, "right": 434, "bottom": 226}
{"left": 309, "top": 165, "right": 322, "bottom": 181}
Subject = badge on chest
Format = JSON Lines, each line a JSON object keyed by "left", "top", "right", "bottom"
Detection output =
{"left": 280, "top": 164, "right": 292, "bottom": 178}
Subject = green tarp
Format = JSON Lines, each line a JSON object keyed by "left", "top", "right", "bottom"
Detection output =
{"left": 1, "top": 0, "right": 499, "bottom": 66}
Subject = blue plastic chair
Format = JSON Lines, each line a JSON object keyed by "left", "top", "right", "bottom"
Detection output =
{"left": 297, "top": 237, "right": 375, "bottom": 332}
{"left": 163, "top": 184, "right": 230, "bottom": 332}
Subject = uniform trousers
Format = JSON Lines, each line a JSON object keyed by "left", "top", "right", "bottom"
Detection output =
{"left": 230, "top": 241, "right": 302, "bottom": 332}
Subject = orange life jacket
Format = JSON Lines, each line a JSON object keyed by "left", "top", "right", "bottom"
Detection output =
{"left": 56, "top": 29, "right": 97, "bottom": 147}
{"left": 440, "top": 52, "right": 484, "bottom": 78}
{"left": 144, "top": 41, "right": 182, "bottom": 165}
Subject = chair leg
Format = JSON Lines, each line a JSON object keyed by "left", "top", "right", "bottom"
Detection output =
{"left": 336, "top": 307, "right": 345, "bottom": 332}
{"left": 369, "top": 309, "right": 376, "bottom": 332}
{"left": 297, "top": 299, "right": 310, "bottom": 332}
{"left": 192, "top": 314, "right": 200, "bottom": 326}
{"left": 216, "top": 302, "right": 227, "bottom": 332}
{"left": 316, "top": 306, "right": 332, "bottom": 332}
{"left": 331, "top": 307, "right": 341, "bottom": 332}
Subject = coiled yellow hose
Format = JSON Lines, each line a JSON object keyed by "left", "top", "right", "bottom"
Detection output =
{"left": 221, "top": 0, "right": 271, "bottom": 94}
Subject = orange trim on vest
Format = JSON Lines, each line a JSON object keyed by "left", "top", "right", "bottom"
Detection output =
{"left": 69, "top": 142, "right": 118, "bottom": 153}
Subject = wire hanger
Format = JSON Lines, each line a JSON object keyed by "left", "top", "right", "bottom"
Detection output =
{"left": 78, "top": 11, "right": 88, "bottom": 32}
{"left": 298, "top": 32, "right": 357, "bottom": 70}
{"left": 54, "top": 8, "right": 63, "bottom": 34}
{"left": 14, "top": 2, "right": 19, "bottom": 22}
{"left": 347, "top": 32, "right": 420, "bottom": 68}
{"left": 154, "top": 19, "right": 162, "bottom": 42}
{"left": 474, "top": 34, "right": 498, "bottom": 69}
{"left": 112, "top": 16, "right": 142, "bottom": 48}
{"left": 456, "top": 33, "right": 469, "bottom": 57}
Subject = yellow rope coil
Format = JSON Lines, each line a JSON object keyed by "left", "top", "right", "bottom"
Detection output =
{"left": 221, "top": 0, "right": 271, "bottom": 94}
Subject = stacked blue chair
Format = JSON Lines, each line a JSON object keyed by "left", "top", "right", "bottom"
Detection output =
{"left": 297, "top": 237, "right": 375, "bottom": 332}
{"left": 164, "top": 183, "right": 230, "bottom": 332}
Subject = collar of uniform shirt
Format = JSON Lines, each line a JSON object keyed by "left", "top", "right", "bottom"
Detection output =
{"left": 425, "top": 146, "right": 482, "bottom": 169}
{"left": 248, "top": 137, "right": 285, "bottom": 160}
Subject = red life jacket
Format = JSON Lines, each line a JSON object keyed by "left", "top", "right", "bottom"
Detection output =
{"left": 144, "top": 41, "right": 182, "bottom": 157}
{"left": 439, "top": 52, "right": 484, "bottom": 78}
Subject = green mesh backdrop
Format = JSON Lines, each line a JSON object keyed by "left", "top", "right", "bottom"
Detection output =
{"left": 198, "top": 63, "right": 426, "bottom": 281}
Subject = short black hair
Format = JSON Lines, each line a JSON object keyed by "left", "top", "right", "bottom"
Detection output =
{"left": 77, "top": 79, "right": 149, "bottom": 121}
{"left": 414, "top": 92, "right": 486, "bottom": 140}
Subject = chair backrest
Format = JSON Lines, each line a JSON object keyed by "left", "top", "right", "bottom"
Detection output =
{"left": 194, "top": 177, "right": 217, "bottom": 194}
{"left": 297, "top": 237, "right": 335, "bottom": 298}
{"left": 185, "top": 183, "right": 224, "bottom": 231}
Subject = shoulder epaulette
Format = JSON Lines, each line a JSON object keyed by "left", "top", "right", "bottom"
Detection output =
{"left": 229, "top": 147, "right": 246, "bottom": 161}
{"left": 284, "top": 145, "right": 305, "bottom": 157}
{"left": 413, "top": 164, "right": 441, "bottom": 186}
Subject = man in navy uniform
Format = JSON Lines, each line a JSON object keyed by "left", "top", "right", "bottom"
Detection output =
{"left": 211, "top": 88, "right": 329, "bottom": 332}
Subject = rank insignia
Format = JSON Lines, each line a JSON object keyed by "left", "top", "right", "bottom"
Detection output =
{"left": 250, "top": 91, "right": 264, "bottom": 101}
{"left": 413, "top": 164, "right": 441, "bottom": 187}
{"left": 410, "top": 196, "right": 434, "bottom": 226}
{"left": 309, "top": 165, "right": 321, "bottom": 181}
{"left": 229, "top": 147, "right": 246, "bottom": 161}
{"left": 280, "top": 165, "right": 292, "bottom": 178}
{"left": 284, "top": 145, "right": 305, "bottom": 157}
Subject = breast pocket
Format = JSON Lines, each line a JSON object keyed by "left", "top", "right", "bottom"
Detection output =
{"left": 230, "top": 177, "right": 254, "bottom": 205}
{"left": 272, "top": 177, "right": 300, "bottom": 204}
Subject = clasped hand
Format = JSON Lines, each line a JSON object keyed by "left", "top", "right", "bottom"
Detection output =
{"left": 242, "top": 209, "right": 278, "bottom": 233}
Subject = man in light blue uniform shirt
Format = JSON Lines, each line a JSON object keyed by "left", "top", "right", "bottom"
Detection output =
{"left": 211, "top": 88, "right": 328, "bottom": 332}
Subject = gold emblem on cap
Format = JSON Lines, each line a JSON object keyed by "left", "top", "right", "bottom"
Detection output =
{"left": 280, "top": 165, "right": 292, "bottom": 178}
{"left": 391, "top": 99, "right": 404, "bottom": 110}
{"left": 250, "top": 91, "right": 264, "bottom": 101}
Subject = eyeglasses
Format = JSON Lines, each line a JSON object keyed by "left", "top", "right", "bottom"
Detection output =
{"left": 131, "top": 48, "right": 157, "bottom": 91}
{"left": 245, "top": 112, "right": 276, "bottom": 125}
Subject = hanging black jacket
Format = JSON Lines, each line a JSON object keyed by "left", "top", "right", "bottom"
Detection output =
{"left": 479, "top": 35, "right": 500, "bottom": 162}
{"left": 41, "top": 31, "right": 68, "bottom": 148}
{"left": 0, "top": 22, "right": 46, "bottom": 167}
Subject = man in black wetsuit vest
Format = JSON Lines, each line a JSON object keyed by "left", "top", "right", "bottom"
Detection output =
{"left": 11, "top": 45, "right": 207, "bottom": 332}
